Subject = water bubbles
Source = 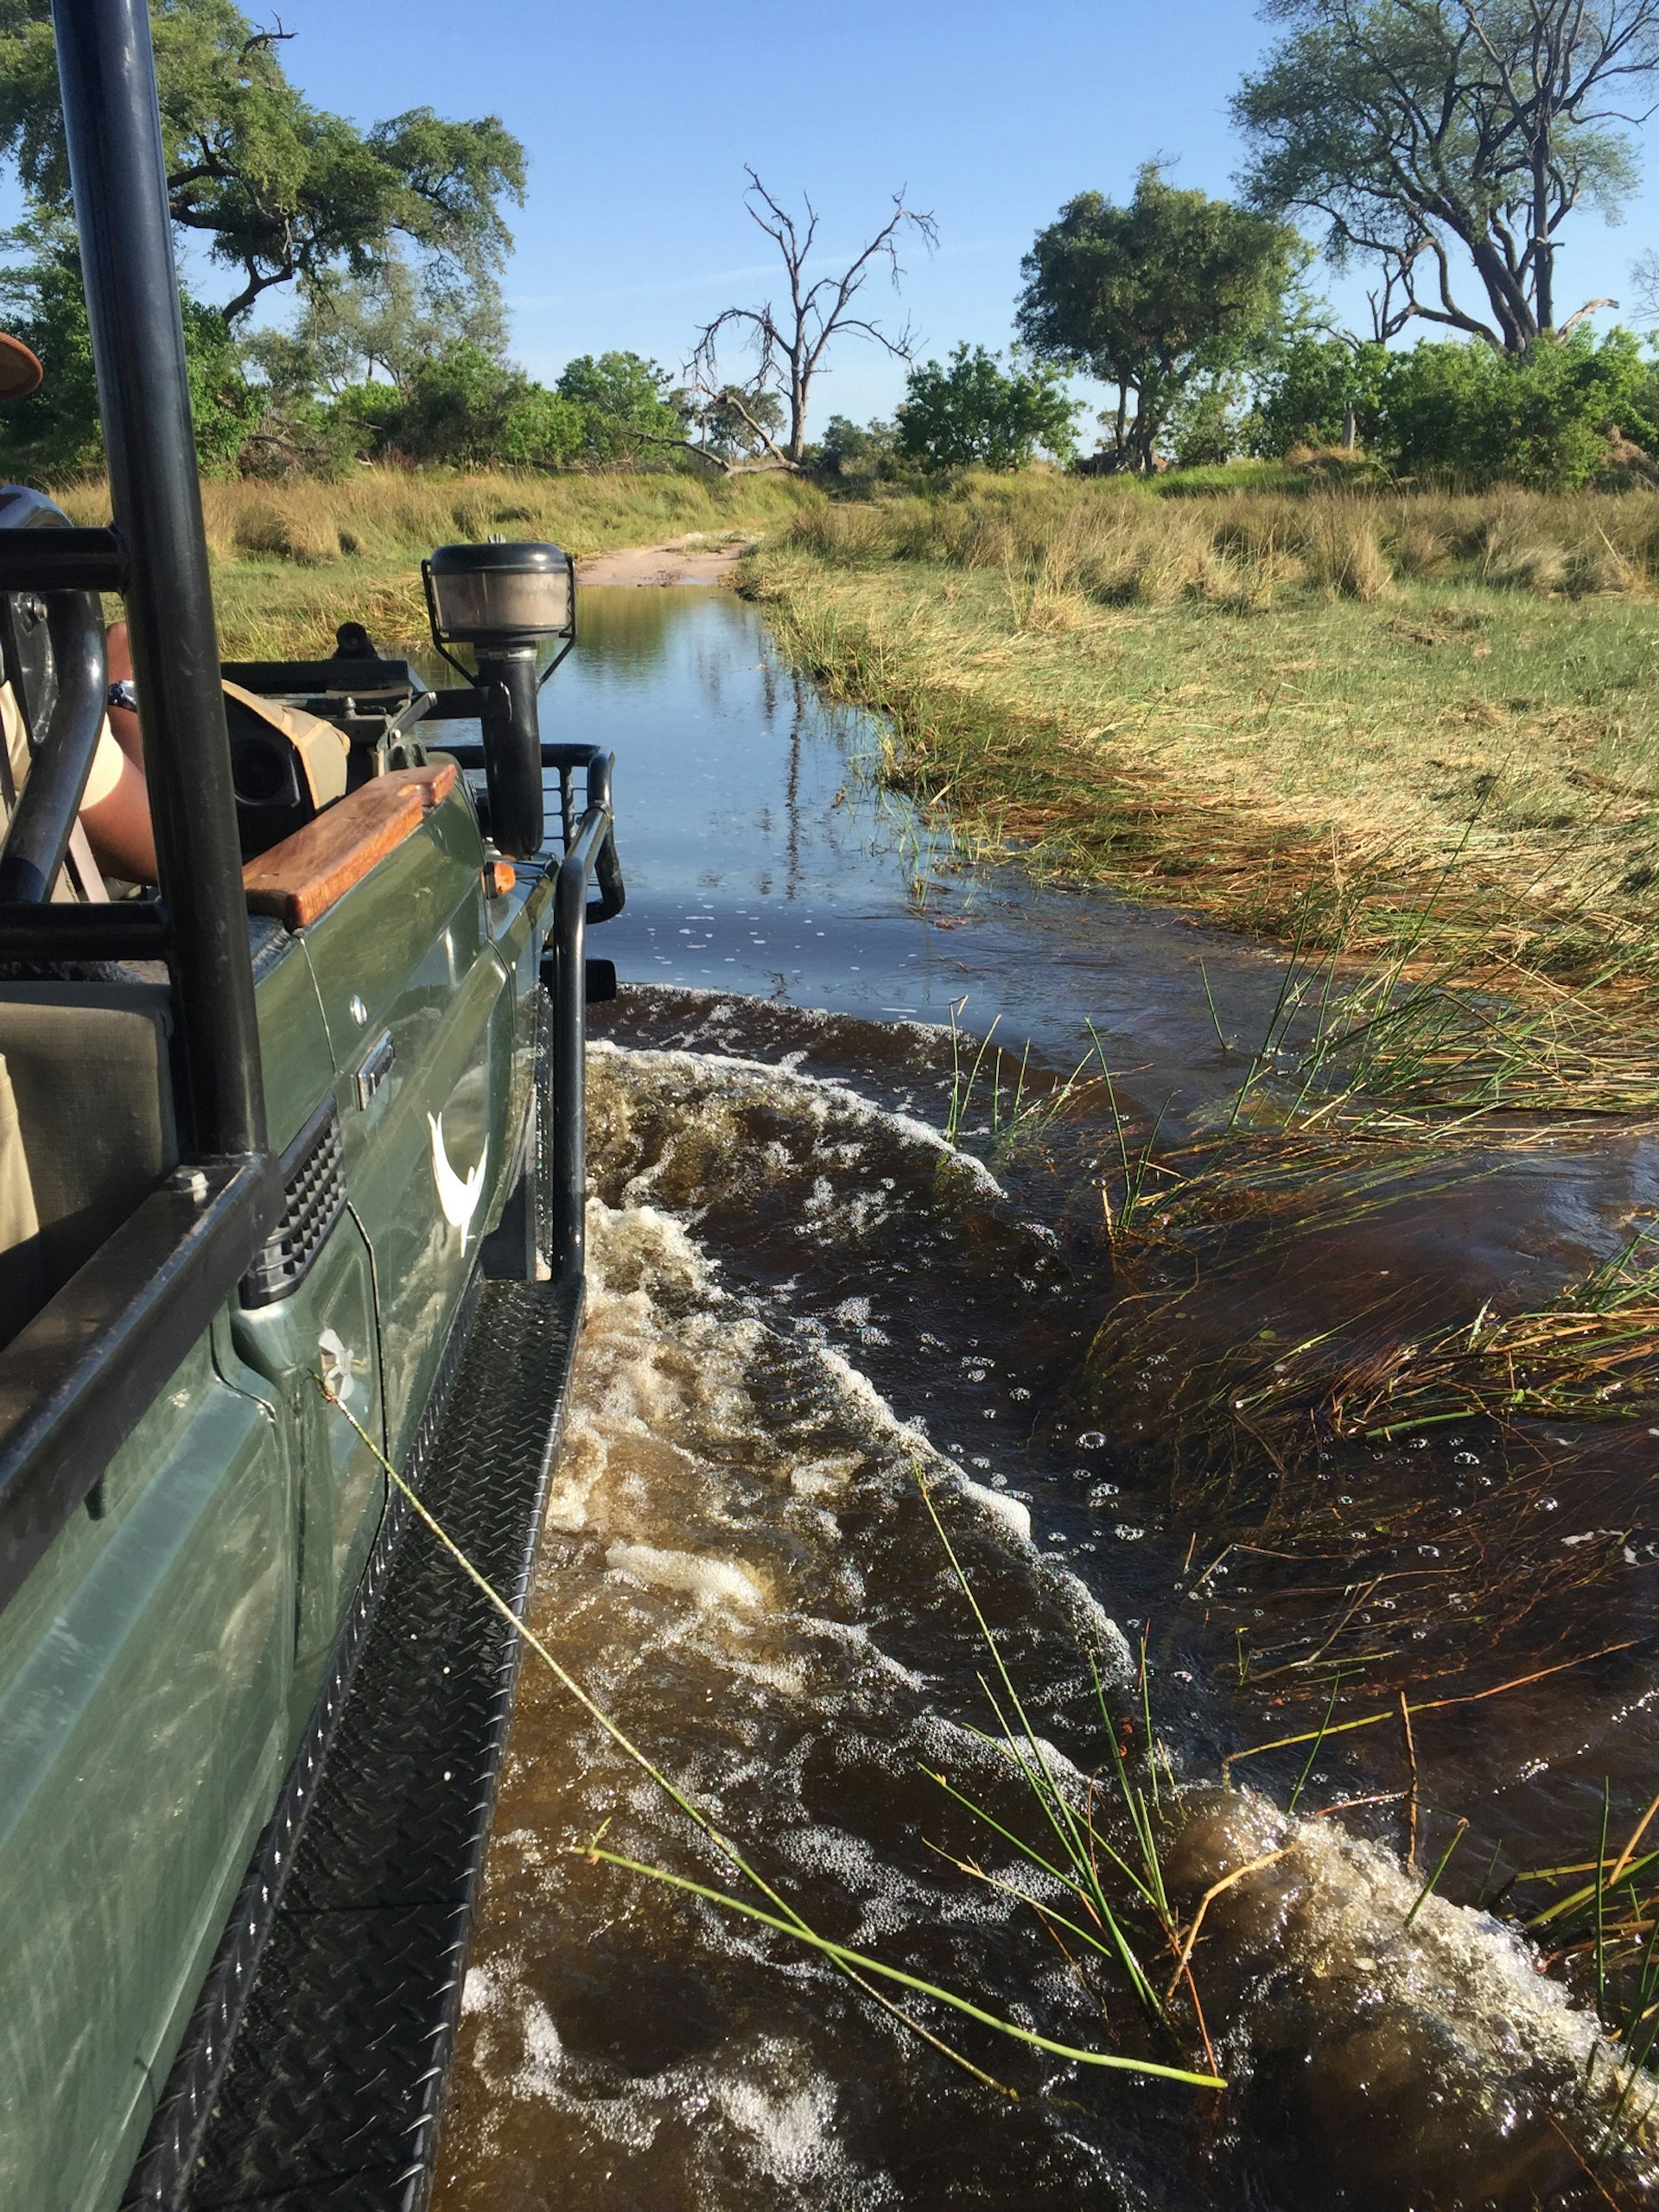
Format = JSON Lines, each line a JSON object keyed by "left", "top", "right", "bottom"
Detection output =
{"left": 1536, "top": 1495, "right": 1560, "bottom": 1512}
{"left": 971, "top": 1455, "right": 992, "bottom": 1470}
{"left": 1454, "top": 1450, "right": 1480, "bottom": 1465}
{"left": 1077, "top": 1430, "right": 1107, "bottom": 1450}
{"left": 1113, "top": 1524, "right": 1145, "bottom": 1542}
{"left": 1085, "top": 1482, "right": 1119, "bottom": 1507}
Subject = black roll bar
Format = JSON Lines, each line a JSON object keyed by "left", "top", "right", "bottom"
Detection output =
{"left": 0, "top": 0, "right": 284, "bottom": 1625}
{"left": 545, "top": 795, "right": 613, "bottom": 1282}
{"left": 0, "top": 584, "right": 108, "bottom": 902}
{"left": 425, "top": 722, "right": 622, "bottom": 1279}
{"left": 54, "top": 0, "right": 267, "bottom": 1162}
{"left": 429, "top": 726, "right": 626, "bottom": 926}
{"left": 0, "top": 527, "right": 124, "bottom": 594}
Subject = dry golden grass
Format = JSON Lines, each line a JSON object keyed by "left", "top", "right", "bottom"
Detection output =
{"left": 56, "top": 467, "right": 817, "bottom": 657}
{"left": 782, "top": 474, "right": 1659, "bottom": 609}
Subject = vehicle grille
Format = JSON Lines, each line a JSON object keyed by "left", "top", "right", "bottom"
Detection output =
{"left": 240, "top": 1097, "right": 347, "bottom": 1307}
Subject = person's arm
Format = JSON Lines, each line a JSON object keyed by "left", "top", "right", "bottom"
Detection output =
{"left": 80, "top": 621, "right": 156, "bottom": 882}
{"left": 104, "top": 620, "right": 143, "bottom": 767}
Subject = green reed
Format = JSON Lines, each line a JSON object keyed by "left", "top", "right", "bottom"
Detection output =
{"left": 913, "top": 1473, "right": 1237, "bottom": 2078}
{"left": 319, "top": 1374, "right": 1224, "bottom": 2094}
{"left": 1511, "top": 1786, "right": 1659, "bottom": 2157}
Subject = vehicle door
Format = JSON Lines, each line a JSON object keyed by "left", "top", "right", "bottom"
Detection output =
{"left": 298, "top": 774, "right": 515, "bottom": 1472}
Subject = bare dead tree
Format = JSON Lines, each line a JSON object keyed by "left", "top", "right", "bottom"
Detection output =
{"left": 688, "top": 171, "right": 938, "bottom": 469}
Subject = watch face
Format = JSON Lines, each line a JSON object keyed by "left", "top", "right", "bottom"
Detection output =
{"left": 107, "top": 680, "right": 137, "bottom": 713}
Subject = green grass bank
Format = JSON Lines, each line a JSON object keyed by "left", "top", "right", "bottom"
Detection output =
{"left": 745, "top": 474, "right": 1659, "bottom": 1017}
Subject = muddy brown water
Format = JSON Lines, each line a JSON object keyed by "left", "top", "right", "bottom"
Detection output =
{"left": 432, "top": 588, "right": 1659, "bottom": 2210}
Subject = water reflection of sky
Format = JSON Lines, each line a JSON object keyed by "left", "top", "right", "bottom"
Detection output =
{"left": 550, "top": 585, "right": 1319, "bottom": 1090}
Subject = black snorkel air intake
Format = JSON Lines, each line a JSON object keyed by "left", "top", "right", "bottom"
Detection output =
{"left": 51, "top": 0, "right": 268, "bottom": 1163}
{"left": 423, "top": 538, "right": 577, "bottom": 860}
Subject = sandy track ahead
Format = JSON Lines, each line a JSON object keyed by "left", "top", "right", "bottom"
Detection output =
{"left": 576, "top": 534, "right": 748, "bottom": 588}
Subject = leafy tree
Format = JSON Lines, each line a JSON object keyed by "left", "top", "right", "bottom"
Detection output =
{"left": 1251, "top": 332, "right": 1389, "bottom": 452}
{"left": 553, "top": 352, "right": 685, "bottom": 463}
{"left": 1167, "top": 378, "right": 1248, "bottom": 466}
{"left": 1234, "top": 0, "right": 1658, "bottom": 351}
{"left": 495, "top": 385, "right": 586, "bottom": 471}
{"left": 895, "top": 344, "right": 1080, "bottom": 470}
{"left": 245, "top": 256, "right": 508, "bottom": 401}
{"left": 1016, "top": 166, "right": 1304, "bottom": 471}
{"left": 238, "top": 254, "right": 519, "bottom": 475}
{"left": 0, "top": 0, "right": 524, "bottom": 325}
{"left": 343, "top": 341, "right": 561, "bottom": 468}
{"left": 0, "top": 226, "right": 260, "bottom": 473}
{"left": 814, "top": 413, "right": 898, "bottom": 483}
{"left": 1373, "top": 325, "right": 1658, "bottom": 482}
{"left": 181, "top": 291, "right": 265, "bottom": 470}
{"left": 692, "top": 383, "right": 785, "bottom": 463}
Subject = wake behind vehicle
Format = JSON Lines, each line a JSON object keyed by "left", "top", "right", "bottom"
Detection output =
{"left": 0, "top": 3, "right": 622, "bottom": 2204}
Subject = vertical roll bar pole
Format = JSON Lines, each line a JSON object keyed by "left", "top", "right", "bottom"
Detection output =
{"left": 52, "top": 0, "right": 267, "bottom": 1161}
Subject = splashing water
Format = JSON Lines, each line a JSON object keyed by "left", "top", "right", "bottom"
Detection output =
{"left": 435, "top": 1035, "right": 1656, "bottom": 2211}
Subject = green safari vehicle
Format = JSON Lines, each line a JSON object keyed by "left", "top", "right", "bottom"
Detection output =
{"left": 0, "top": 2, "right": 623, "bottom": 2205}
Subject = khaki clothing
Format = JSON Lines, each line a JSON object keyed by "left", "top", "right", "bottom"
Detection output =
{"left": 0, "top": 1052, "right": 43, "bottom": 1349}
{"left": 0, "top": 679, "right": 112, "bottom": 901}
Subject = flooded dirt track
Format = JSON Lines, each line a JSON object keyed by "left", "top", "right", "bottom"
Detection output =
{"left": 434, "top": 588, "right": 1659, "bottom": 2210}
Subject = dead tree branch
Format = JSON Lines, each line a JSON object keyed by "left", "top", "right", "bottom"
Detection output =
{"left": 689, "top": 170, "right": 937, "bottom": 467}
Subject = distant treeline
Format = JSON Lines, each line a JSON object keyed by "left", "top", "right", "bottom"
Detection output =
{"left": 817, "top": 327, "right": 1659, "bottom": 496}
{"left": 0, "top": 236, "right": 735, "bottom": 481}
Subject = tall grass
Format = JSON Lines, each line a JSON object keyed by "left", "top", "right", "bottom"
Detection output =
{"left": 59, "top": 465, "right": 815, "bottom": 568}
{"left": 54, "top": 467, "right": 817, "bottom": 657}
{"left": 777, "top": 473, "right": 1659, "bottom": 608}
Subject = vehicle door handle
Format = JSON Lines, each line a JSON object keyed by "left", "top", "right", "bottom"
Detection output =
{"left": 354, "top": 1030, "right": 396, "bottom": 1112}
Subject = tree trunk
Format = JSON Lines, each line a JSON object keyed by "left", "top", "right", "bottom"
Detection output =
{"left": 1341, "top": 403, "right": 1357, "bottom": 450}
{"left": 1532, "top": 152, "right": 1554, "bottom": 333}
{"left": 1468, "top": 237, "right": 1538, "bottom": 352}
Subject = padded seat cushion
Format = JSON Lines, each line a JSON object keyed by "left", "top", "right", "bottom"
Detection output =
{"left": 0, "top": 984, "right": 176, "bottom": 1294}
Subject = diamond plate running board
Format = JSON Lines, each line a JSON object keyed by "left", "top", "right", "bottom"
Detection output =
{"left": 124, "top": 1274, "right": 582, "bottom": 2212}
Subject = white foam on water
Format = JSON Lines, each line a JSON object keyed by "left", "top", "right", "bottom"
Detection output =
{"left": 588, "top": 1034, "right": 1005, "bottom": 1199}
{"left": 1173, "top": 1785, "right": 1659, "bottom": 2190}
{"left": 957, "top": 1475, "right": 1033, "bottom": 1543}
{"left": 514, "top": 1999, "right": 563, "bottom": 2100}
{"left": 454, "top": 1033, "right": 1658, "bottom": 2207}
{"left": 605, "top": 1540, "right": 766, "bottom": 1612}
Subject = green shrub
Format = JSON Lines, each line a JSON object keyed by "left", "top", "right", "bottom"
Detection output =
{"left": 896, "top": 344, "right": 1080, "bottom": 472}
{"left": 0, "top": 236, "right": 262, "bottom": 476}
{"left": 1375, "top": 330, "right": 1659, "bottom": 490}
{"left": 552, "top": 353, "right": 684, "bottom": 464}
{"left": 1252, "top": 335, "right": 1387, "bottom": 455}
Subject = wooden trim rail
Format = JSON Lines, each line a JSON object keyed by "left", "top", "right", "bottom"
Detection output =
{"left": 243, "top": 764, "right": 458, "bottom": 931}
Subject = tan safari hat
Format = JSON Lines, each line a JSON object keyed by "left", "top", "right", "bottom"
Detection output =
{"left": 0, "top": 334, "right": 43, "bottom": 402}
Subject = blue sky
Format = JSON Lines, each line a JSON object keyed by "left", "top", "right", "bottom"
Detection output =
{"left": 153, "top": 0, "right": 1659, "bottom": 430}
